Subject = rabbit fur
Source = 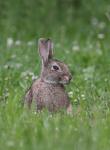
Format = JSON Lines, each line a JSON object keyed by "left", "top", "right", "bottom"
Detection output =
{"left": 25, "top": 38, "right": 72, "bottom": 113}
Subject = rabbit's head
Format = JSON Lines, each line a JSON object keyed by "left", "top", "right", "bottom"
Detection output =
{"left": 38, "top": 38, "right": 72, "bottom": 85}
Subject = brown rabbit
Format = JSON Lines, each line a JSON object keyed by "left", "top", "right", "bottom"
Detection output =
{"left": 25, "top": 38, "right": 72, "bottom": 114}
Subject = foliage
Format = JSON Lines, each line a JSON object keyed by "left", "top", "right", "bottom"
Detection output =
{"left": 0, "top": 0, "right": 110, "bottom": 150}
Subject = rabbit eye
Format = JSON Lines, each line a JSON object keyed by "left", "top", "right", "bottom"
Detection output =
{"left": 52, "top": 65, "right": 59, "bottom": 71}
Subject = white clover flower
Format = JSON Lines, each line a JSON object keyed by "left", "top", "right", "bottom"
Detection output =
{"left": 33, "top": 111, "right": 37, "bottom": 115}
{"left": 81, "top": 94, "right": 86, "bottom": 100}
{"left": 15, "top": 40, "right": 21, "bottom": 46}
{"left": 72, "top": 45, "right": 80, "bottom": 51}
{"left": 68, "top": 91, "right": 73, "bottom": 95}
{"left": 4, "top": 64, "right": 9, "bottom": 69}
{"left": 55, "top": 127, "right": 59, "bottom": 131}
{"left": 28, "top": 72, "right": 34, "bottom": 76}
{"left": 7, "top": 37, "right": 13, "bottom": 48}
{"left": 4, "top": 77, "right": 9, "bottom": 80}
{"left": 74, "top": 99, "right": 78, "bottom": 102}
{"left": 68, "top": 91, "right": 74, "bottom": 98}
{"left": 32, "top": 75, "right": 38, "bottom": 80}
{"left": 27, "top": 41, "right": 34, "bottom": 46}
{"left": 81, "top": 94, "right": 85, "bottom": 98}
{"left": 21, "top": 70, "right": 37, "bottom": 81}
{"left": 104, "top": 78, "right": 108, "bottom": 82}
{"left": 21, "top": 70, "right": 33, "bottom": 77}
{"left": 97, "top": 33, "right": 104, "bottom": 39}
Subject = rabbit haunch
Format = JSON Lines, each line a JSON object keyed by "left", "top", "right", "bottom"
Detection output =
{"left": 25, "top": 38, "right": 72, "bottom": 113}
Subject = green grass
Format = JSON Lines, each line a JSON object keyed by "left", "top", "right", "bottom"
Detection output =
{"left": 0, "top": 0, "right": 110, "bottom": 150}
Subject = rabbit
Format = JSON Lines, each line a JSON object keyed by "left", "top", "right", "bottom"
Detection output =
{"left": 25, "top": 38, "right": 73, "bottom": 114}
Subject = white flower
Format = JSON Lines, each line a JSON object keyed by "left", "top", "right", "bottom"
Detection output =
{"left": 74, "top": 99, "right": 78, "bottom": 102}
{"left": 81, "top": 94, "right": 85, "bottom": 98}
{"left": 21, "top": 70, "right": 37, "bottom": 81}
{"left": 81, "top": 94, "right": 86, "bottom": 100}
{"left": 27, "top": 41, "right": 34, "bottom": 46}
{"left": 104, "top": 78, "right": 108, "bottom": 82}
{"left": 72, "top": 45, "right": 80, "bottom": 51}
{"left": 97, "top": 33, "right": 104, "bottom": 39}
{"left": 21, "top": 70, "right": 33, "bottom": 77}
{"left": 32, "top": 75, "right": 38, "bottom": 80}
{"left": 15, "top": 40, "right": 21, "bottom": 46}
{"left": 4, "top": 64, "right": 9, "bottom": 69}
{"left": 68, "top": 91, "right": 73, "bottom": 95}
{"left": 33, "top": 111, "right": 37, "bottom": 115}
{"left": 7, "top": 37, "right": 13, "bottom": 48}
{"left": 68, "top": 91, "right": 73, "bottom": 98}
{"left": 55, "top": 127, "right": 59, "bottom": 131}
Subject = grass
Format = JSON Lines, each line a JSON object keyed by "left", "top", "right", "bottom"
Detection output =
{"left": 0, "top": 0, "right": 110, "bottom": 150}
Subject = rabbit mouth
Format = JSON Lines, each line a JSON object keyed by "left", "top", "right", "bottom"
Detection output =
{"left": 59, "top": 80, "right": 70, "bottom": 84}
{"left": 59, "top": 75, "right": 71, "bottom": 84}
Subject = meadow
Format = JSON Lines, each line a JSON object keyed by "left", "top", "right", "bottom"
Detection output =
{"left": 0, "top": 0, "right": 110, "bottom": 150}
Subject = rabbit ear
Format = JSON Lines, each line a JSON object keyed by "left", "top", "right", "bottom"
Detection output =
{"left": 38, "top": 38, "right": 53, "bottom": 66}
{"left": 47, "top": 39, "right": 53, "bottom": 59}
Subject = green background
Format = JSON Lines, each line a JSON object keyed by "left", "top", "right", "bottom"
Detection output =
{"left": 0, "top": 0, "right": 110, "bottom": 150}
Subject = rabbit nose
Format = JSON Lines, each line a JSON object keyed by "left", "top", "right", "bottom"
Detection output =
{"left": 64, "top": 75, "right": 70, "bottom": 81}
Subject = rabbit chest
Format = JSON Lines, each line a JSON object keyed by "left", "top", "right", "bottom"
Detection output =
{"left": 32, "top": 80, "right": 70, "bottom": 111}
